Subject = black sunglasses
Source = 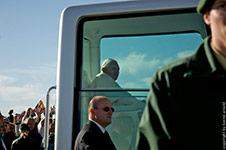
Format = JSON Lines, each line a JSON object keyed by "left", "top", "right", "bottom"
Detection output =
{"left": 94, "top": 106, "right": 115, "bottom": 112}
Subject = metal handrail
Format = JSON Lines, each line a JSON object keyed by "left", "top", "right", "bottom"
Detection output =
{"left": 43, "top": 85, "right": 56, "bottom": 150}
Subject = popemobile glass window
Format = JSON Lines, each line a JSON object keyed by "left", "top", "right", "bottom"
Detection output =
{"left": 79, "top": 11, "right": 205, "bottom": 150}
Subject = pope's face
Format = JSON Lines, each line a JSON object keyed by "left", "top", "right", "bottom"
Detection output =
{"left": 27, "top": 119, "right": 35, "bottom": 131}
{"left": 104, "top": 61, "right": 120, "bottom": 81}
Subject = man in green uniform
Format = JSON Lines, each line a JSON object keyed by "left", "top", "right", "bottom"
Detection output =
{"left": 136, "top": 0, "right": 226, "bottom": 149}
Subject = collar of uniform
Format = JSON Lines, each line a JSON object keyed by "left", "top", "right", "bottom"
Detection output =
{"left": 204, "top": 36, "right": 218, "bottom": 72}
{"left": 184, "top": 36, "right": 226, "bottom": 77}
{"left": 211, "top": 41, "right": 226, "bottom": 71}
{"left": 89, "top": 119, "right": 105, "bottom": 133}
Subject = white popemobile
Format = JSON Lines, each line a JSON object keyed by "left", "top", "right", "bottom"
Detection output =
{"left": 43, "top": 0, "right": 209, "bottom": 149}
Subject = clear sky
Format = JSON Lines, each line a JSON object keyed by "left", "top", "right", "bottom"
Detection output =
{"left": 0, "top": 0, "right": 122, "bottom": 116}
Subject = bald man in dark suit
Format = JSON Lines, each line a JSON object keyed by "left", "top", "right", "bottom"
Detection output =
{"left": 74, "top": 96, "right": 116, "bottom": 150}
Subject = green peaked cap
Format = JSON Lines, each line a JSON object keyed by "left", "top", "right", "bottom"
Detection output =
{"left": 197, "top": 0, "right": 215, "bottom": 14}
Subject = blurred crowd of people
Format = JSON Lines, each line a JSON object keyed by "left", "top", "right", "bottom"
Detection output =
{"left": 0, "top": 106, "right": 55, "bottom": 150}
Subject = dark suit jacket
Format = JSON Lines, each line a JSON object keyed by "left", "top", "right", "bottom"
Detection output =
{"left": 74, "top": 120, "right": 116, "bottom": 150}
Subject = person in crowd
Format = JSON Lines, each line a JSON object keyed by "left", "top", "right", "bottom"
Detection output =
{"left": 8, "top": 109, "right": 14, "bottom": 123}
{"left": 136, "top": 0, "right": 226, "bottom": 149}
{"left": 37, "top": 117, "right": 45, "bottom": 137}
{"left": 34, "top": 109, "right": 41, "bottom": 124}
{"left": 22, "top": 108, "right": 33, "bottom": 123}
{"left": 3, "top": 122, "right": 16, "bottom": 149}
{"left": 2, "top": 117, "right": 9, "bottom": 129}
{"left": 90, "top": 58, "right": 145, "bottom": 110}
{"left": 1, "top": 117, "right": 10, "bottom": 137}
{"left": 0, "top": 113, "right": 3, "bottom": 127}
{"left": 48, "top": 118, "right": 55, "bottom": 150}
{"left": 14, "top": 111, "right": 25, "bottom": 137}
{"left": 50, "top": 105, "right": 55, "bottom": 117}
{"left": 0, "top": 126, "right": 7, "bottom": 150}
{"left": 24, "top": 117, "right": 42, "bottom": 149}
{"left": 22, "top": 108, "right": 42, "bottom": 132}
{"left": 0, "top": 114, "right": 7, "bottom": 150}
{"left": 30, "top": 109, "right": 36, "bottom": 118}
{"left": 14, "top": 113, "right": 20, "bottom": 125}
{"left": 74, "top": 96, "right": 116, "bottom": 150}
{"left": 19, "top": 111, "right": 25, "bottom": 122}
{"left": 11, "top": 124, "right": 39, "bottom": 150}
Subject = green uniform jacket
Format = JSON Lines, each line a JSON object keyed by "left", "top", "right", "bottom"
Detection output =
{"left": 136, "top": 36, "right": 226, "bottom": 150}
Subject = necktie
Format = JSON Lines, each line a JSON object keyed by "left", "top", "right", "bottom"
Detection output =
{"left": 104, "top": 131, "right": 116, "bottom": 150}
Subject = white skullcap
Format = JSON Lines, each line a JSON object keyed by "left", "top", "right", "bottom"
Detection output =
{"left": 101, "top": 58, "right": 117, "bottom": 69}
